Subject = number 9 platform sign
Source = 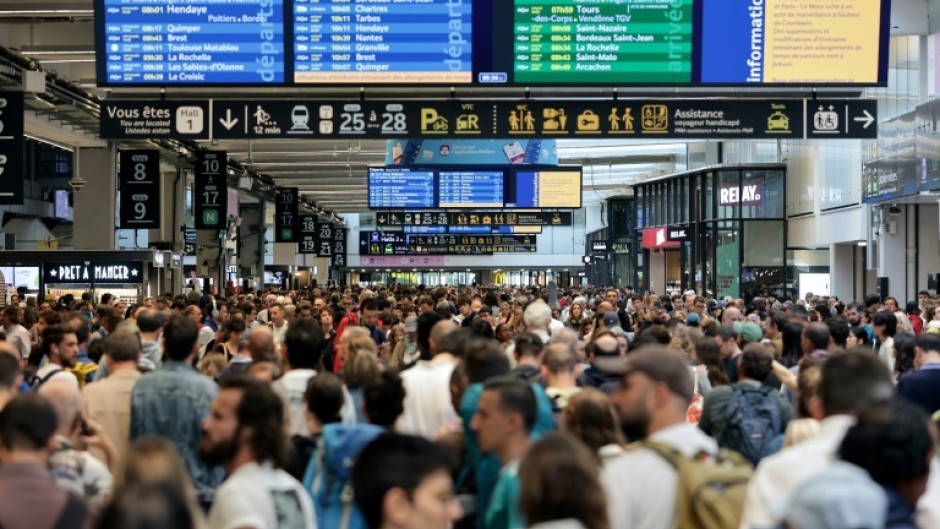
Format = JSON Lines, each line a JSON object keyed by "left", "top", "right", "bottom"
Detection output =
{"left": 119, "top": 150, "right": 160, "bottom": 229}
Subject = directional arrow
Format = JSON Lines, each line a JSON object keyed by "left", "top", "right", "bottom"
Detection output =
{"left": 219, "top": 109, "right": 239, "bottom": 130}
{"left": 854, "top": 109, "right": 875, "bottom": 129}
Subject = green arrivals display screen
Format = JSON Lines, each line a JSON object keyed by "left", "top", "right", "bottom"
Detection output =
{"left": 513, "top": 0, "right": 693, "bottom": 84}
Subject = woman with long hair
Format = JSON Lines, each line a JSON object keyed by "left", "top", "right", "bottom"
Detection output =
{"left": 565, "top": 302, "right": 585, "bottom": 330}
{"left": 779, "top": 322, "right": 806, "bottom": 368}
{"left": 342, "top": 332, "right": 381, "bottom": 423}
{"left": 114, "top": 438, "right": 206, "bottom": 528}
{"left": 562, "top": 389, "right": 625, "bottom": 465}
{"left": 519, "top": 434, "right": 610, "bottom": 529}
{"left": 694, "top": 336, "right": 729, "bottom": 388}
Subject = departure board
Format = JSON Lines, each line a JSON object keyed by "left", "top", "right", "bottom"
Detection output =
{"left": 293, "top": 0, "right": 473, "bottom": 84}
{"left": 438, "top": 171, "right": 504, "bottom": 208}
{"left": 369, "top": 169, "right": 436, "bottom": 209}
{"left": 98, "top": 0, "right": 285, "bottom": 85}
{"left": 513, "top": 0, "right": 693, "bottom": 84}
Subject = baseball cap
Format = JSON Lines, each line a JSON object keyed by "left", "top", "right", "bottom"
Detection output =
{"left": 785, "top": 461, "right": 886, "bottom": 529}
{"left": 404, "top": 316, "right": 418, "bottom": 333}
{"left": 733, "top": 321, "right": 763, "bottom": 343}
{"left": 685, "top": 313, "right": 701, "bottom": 326}
{"left": 602, "top": 311, "right": 621, "bottom": 329}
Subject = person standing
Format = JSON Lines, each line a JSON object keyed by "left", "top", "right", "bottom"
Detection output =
{"left": 2, "top": 305, "right": 31, "bottom": 361}
{"left": 200, "top": 377, "right": 316, "bottom": 529}
{"left": 130, "top": 315, "right": 223, "bottom": 508}
{"left": 82, "top": 331, "right": 142, "bottom": 465}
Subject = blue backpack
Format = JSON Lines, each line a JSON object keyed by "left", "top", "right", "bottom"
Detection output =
{"left": 302, "top": 423, "right": 384, "bottom": 529}
{"left": 718, "top": 384, "right": 783, "bottom": 465}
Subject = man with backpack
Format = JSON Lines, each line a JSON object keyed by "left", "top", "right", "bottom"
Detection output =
{"left": 699, "top": 343, "right": 792, "bottom": 465}
{"left": 601, "top": 346, "right": 751, "bottom": 529}
{"left": 32, "top": 325, "right": 80, "bottom": 390}
{"left": 200, "top": 376, "right": 315, "bottom": 529}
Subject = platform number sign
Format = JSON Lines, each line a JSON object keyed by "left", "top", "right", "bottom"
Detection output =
{"left": 119, "top": 150, "right": 160, "bottom": 229}
{"left": 316, "top": 221, "right": 334, "bottom": 257}
{"left": 331, "top": 228, "right": 347, "bottom": 268}
{"left": 275, "top": 187, "right": 299, "bottom": 243}
{"left": 194, "top": 151, "right": 228, "bottom": 229}
{"left": 299, "top": 214, "right": 318, "bottom": 254}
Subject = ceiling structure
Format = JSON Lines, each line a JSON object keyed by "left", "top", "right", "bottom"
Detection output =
{"left": 0, "top": 0, "right": 928, "bottom": 213}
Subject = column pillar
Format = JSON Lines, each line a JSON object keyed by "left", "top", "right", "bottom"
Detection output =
{"left": 238, "top": 202, "right": 264, "bottom": 284}
{"left": 73, "top": 146, "right": 117, "bottom": 250}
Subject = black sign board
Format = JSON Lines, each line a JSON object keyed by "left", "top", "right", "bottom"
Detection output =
{"left": 184, "top": 228, "right": 197, "bottom": 255}
{"left": 99, "top": 99, "right": 878, "bottom": 141}
{"left": 298, "top": 215, "right": 319, "bottom": 254}
{"left": 331, "top": 229, "right": 347, "bottom": 268}
{"left": 119, "top": 150, "right": 160, "bottom": 229}
{"left": 44, "top": 262, "right": 144, "bottom": 285}
{"left": 376, "top": 211, "right": 572, "bottom": 228}
{"left": 194, "top": 151, "right": 228, "bottom": 230}
{"left": 274, "top": 187, "right": 299, "bottom": 243}
{"left": 667, "top": 226, "right": 691, "bottom": 243}
{"left": 0, "top": 93, "right": 24, "bottom": 205}
{"left": 100, "top": 100, "right": 210, "bottom": 139}
{"left": 316, "top": 221, "right": 334, "bottom": 257}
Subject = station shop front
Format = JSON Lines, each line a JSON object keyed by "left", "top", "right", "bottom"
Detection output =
{"left": 632, "top": 164, "right": 788, "bottom": 301}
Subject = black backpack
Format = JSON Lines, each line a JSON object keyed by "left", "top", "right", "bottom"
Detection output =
{"left": 717, "top": 384, "right": 783, "bottom": 465}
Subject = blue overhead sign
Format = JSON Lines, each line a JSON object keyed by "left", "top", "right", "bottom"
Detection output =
{"left": 96, "top": 0, "right": 285, "bottom": 85}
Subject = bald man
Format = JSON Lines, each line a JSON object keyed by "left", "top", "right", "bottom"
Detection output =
{"left": 722, "top": 306, "right": 744, "bottom": 325}
{"left": 39, "top": 379, "right": 114, "bottom": 506}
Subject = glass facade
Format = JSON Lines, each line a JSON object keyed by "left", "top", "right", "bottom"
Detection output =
{"left": 630, "top": 164, "right": 787, "bottom": 301}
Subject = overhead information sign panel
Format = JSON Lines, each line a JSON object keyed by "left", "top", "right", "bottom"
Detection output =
{"left": 99, "top": 99, "right": 878, "bottom": 140}
{"left": 0, "top": 92, "right": 24, "bottom": 205}
{"left": 95, "top": 0, "right": 890, "bottom": 87}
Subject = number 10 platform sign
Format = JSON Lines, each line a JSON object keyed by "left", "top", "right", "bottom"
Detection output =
{"left": 119, "top": 150, "right": 160, "bottom": 229}
{"left": 194, "top": 151, "right": 228, "bottom": 230}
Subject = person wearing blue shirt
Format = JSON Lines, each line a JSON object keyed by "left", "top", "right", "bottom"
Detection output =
{"left": 897, "top": 334, "right": 940, "bottom": 415}
{"left": 470, "top": 377, "right": 539, "bottom": 529}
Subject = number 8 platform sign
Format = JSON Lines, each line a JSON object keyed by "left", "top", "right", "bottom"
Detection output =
{"left": 119, "top": 150, "right": 160, "bottom": 229}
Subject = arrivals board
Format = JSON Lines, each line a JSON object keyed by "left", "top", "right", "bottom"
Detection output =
{"left": 438, "top": 171, "right": 504, "bottom": 208}
{"left": 96, "top": 0, "right": 285, "bottom": 85}
{"left": 95, "top": 0, "right": 890, "bottom": 87}
{"left": 368, "top": 169, "right": 436, "bottom": 209}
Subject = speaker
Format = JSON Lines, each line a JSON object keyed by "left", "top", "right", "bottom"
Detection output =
{"left": 877, "top": 277, "right": 889, "bottom": 301}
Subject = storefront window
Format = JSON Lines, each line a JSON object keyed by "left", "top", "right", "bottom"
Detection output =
{"left": 741, "top": 170, "right": 785, "bottom": 219}
{"left": 715, "top": 222, "right": 740, "bottom": 299}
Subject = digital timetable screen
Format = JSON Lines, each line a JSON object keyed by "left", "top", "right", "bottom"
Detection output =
{"left": 97, "top": 0, "right": 286, "bottom": 85}
{"left": 368, "top": 166, "right": 582, "bottom": 209}
{"left": 94, "top": 0, "right": 890, "bottom": 87}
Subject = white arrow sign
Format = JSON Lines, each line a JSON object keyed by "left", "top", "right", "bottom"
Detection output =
{"left": 854, "top": 109, "right": 875, "bottom": 129}
{"left": 219, "top": 109, "right": 239, "bottom": 130}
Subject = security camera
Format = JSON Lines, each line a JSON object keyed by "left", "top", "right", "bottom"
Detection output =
{"left": 69, "top": 175, "right": 87, "bottom": 192}
{"left": 888, "top": 204, "right": 902, "bottom": 216}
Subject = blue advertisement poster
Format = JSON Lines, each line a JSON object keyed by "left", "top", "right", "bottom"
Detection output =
{"left": 385, "top": 139, "right": 557, "bottom": 166}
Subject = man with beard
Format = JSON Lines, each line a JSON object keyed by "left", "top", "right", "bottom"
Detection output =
{"left": 201, "top": 376, "right": 315, "bottom": 529}
{"left": 32, "top": 325, "right": 81, "bottom": 389}
{"left": 600, "top": 346, "right": 719, "bottom": 529}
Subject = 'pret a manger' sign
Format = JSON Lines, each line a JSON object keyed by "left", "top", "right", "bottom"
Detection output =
{"left": 44, "top": 262, "right": 144, "bottom": 284}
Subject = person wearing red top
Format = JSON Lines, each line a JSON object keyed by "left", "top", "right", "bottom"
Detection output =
{"left": 907, "top": 302, "right": 924, "bottom": 336}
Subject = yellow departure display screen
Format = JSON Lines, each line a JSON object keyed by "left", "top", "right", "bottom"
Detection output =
{"left": 510, "top": 170, "right": 582, "bottom": 208}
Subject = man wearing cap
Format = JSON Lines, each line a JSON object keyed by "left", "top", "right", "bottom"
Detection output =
{"left": 391, "top": 315, "right": 420, "bottom": 368}
{"left": 601, "top": 346, "right": 719, "bottom": 529}
{"left": 600, "top": 311, "right": 622, "bottom": 331}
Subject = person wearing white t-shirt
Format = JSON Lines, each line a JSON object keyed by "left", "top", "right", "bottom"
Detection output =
{"left": 396, "top": 319, "right": 460, "bottom": 438}
{"left": 601, "top": 347, "right": 718, "bottom": 529}
{"left": 269, "top": 304, "right": 289, "bottom": 350}
{"left": 201, "top": 376, "right": 316, "bottom": 529}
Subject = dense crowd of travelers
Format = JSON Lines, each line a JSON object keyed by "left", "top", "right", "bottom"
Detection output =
{"left": 0, "top": 283, "right": 938, "bottom": 529}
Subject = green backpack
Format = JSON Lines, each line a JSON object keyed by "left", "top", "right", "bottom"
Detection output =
{"left": 630, "top": 441, "right": 753, "bottom": 529}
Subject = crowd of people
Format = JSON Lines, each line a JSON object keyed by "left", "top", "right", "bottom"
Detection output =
{"left": 0, "top": 284, "right": 938, "bottom": 529}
